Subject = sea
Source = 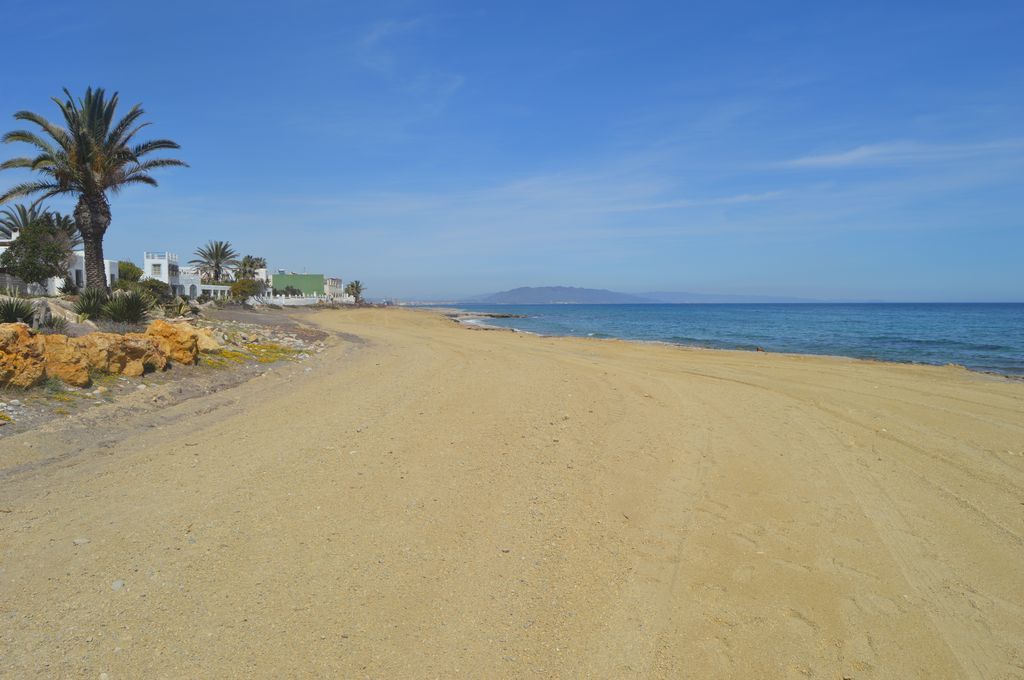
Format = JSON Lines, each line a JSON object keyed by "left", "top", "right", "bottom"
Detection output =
{"left": 445, "top": 303, "right": 1024, "bottom": 376}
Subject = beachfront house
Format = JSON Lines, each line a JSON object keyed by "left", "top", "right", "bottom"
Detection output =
{"left": 143, "top": 251, "right": 232, "bottom": 299}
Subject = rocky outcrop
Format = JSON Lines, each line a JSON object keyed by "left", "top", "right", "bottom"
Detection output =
{"left": 144, "top": 320, "right": 200, "bottom": 365}
{"left": 0, "top": 320, "right": 208, "bottom": 388}
{"left": 0, "top": 324, "right": 46, "bottom": 389}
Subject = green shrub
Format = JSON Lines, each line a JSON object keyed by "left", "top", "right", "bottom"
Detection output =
{"left": 102, "top": 290, "right": 155, "bottom": 324}
{"left": 114, "top": 277, "right": 172, "bottom": 301}
{"left": 231, "top": 278, "right": 263, "bottom": 300}
{"left": 73, "top": 288, "right": 109, "bottom": 319}
{"left": 137, "top": 278, "right": 172, "bottom": 301}
{"left": 118, "top": 260, "right": 143, "bottom": 282}
{"left": 0, "top": 297, "right": 35, "bottom": 323}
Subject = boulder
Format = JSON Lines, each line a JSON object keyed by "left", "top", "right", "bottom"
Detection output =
{"left": 144, "top": 320, "right": 199, "bottom": 365}
{"left": 77, "top": 333, "right": 168, "bottom": 378}
{"left": 41, "top": 334, "right": 91, "bottom": 386}
{"left": 0, "top": 323, "right": 46, "bottom": 388}
{"left": 193, "top": 326, "right": 223, "bottom": 352}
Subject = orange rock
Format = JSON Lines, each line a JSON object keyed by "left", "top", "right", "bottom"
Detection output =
{"left": 1, "top": 323, "right": 175, "bottom": 388}
{"left": 144, "top": 320, "right": 199, "bottom": 365}
{"left": 78, "top": 333, "right": 168, "bottom": 377}
{"left": 41, "top": 334, "right": 91, "bottom": 387}
{"left": 0, "top": 323, "right": 46, "bottom": 388}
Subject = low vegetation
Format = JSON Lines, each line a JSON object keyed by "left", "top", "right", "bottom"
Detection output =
{"left": 114, "top": 277, "right": 172, "bottom": 302}
{"left": 73, "top": 288, "right": 109, "bottom": 319}
{"left": 38, "top": 315, "right": 69, "bottom": 334}
{"left": 118, "top": 260, "right": 143, "bottom": 282}
{"left": 73, "top": 288, "right": 156, "bottom": 324}
{"left": 230, "top": 278, "right": 263, "bottom": 300}
{"left": 0, "top": 296, "right": 34, "bottom": 323}
{"left": 102, "top": 290, "right": 156, "bottom": 324}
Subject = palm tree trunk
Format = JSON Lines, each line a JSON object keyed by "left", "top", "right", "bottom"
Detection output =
{"left": 74, "top": 193, "right": 112, "bottom": 290}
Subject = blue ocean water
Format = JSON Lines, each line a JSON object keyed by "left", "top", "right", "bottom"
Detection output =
{"left": 449, "top": 303, "right": 1024, "bottom": 376}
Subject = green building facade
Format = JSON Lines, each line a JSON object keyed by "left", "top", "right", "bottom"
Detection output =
{"left": 271, "top": 273, "right": 325, "bottom": 296}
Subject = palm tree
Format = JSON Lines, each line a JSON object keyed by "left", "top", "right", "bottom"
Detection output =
{"left": 0, "top": 204, "right": 80, "bottom": 249}
{"left": 237, "top": 255, "right": 267, "bottom": 280}
{"left": 0, "top": 203, "right": 44, "bottom": 240}
{"left": 0, "top": 87, "right": 186, "bottom": 289}
{"left": 47, "top": 211, "right": 82, "bottom": 250}
{"left": 190, "top": 240, "right": 239, "bottom": 282}
{"left": 344, "top": 280, "right": 364, "bottom": 304}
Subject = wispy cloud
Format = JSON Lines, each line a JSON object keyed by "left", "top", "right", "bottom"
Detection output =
{"left": 353, "top": 19, "right": 422, "bottom": 73}
{"left": 781, "top": 138, "right": 1024, "bottom": 168}
{"left": 350, "top": 18, "right": 464, "bottom": 117}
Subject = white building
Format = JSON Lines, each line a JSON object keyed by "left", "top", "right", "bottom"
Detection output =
{"left": 45, "top": 251, "right": 119, "bottom": 294}
{"left": 325, "top": 276, "right": 344, "bottom": 299}
{"left": 143, "top": 251, "right": 231, "bottom": 299}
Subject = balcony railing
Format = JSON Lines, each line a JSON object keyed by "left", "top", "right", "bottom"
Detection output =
{"left": 144, "top": 251, "right": 178, "bottom": 263}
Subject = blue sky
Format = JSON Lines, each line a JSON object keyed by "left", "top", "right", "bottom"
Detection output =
{"left": 1, "top": 1, "right": 1022, "bottom": 301}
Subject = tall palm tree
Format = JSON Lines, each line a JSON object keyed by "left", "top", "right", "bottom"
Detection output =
{"left": 190, "top": 240, "right": 239, "bottom": 282}
{"left": 237, "top": 254, "right": 267, "bottom": 280}
{"left": 0, "top": 87, "right": 186, "bottom": 289}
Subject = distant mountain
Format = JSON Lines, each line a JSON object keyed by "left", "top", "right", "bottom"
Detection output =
{"left": 468, "top": 286, "right": 651, "bottom": 304}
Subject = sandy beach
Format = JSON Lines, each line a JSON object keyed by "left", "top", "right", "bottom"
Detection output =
{"left": 2, "top": 307, "right": 1022, "bottom": 678}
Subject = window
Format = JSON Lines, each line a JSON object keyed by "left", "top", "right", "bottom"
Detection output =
{"left": 151, "top": 263, "right": 162, "bottom": 276}
{"left": 75, "top": 270, "right": 83, "bottom": 288}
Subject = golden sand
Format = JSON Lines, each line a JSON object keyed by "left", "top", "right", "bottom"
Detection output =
{"left": 2, "top": 307, "right": 1022, "bottom": 677}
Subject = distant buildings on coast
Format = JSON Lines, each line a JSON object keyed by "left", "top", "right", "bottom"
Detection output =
{"left": 143, "top": 250, "right": 353, "bottom": 304}
{"left": 0, "top": 233, "right": 353, "bottom": 305}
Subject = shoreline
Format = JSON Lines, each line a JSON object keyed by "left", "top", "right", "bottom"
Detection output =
{"left": 434, "top": 304, "right": 1024, "bottom": 380}
{"left": 434, "top": 307, "right": 1024, "bottom": 383}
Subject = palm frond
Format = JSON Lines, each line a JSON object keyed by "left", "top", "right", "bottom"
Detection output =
{"left": 2, "top": 130, "right": 59, "bottom": 154}
{"left": 0, "top": 157, "right": 36, "bottom": 171}
{"left": 0, "top": 181, "right": 64, "bottom": 204}
{"left": 11, "top": 110, "right": 70, "bottom": 147}
{"left": 132, "top": 139, "right": 183, "bottom": 157}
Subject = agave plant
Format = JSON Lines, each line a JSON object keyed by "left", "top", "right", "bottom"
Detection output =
{"left": 0, "top": 87, "right": 187, "bottom": 289}
{"left": 73, "top": 287, "right": 110, "bottom": 319}
{"left": 190, "top": 240, "right": 239, "bottom": 282}
{"left": 38, "top": 315, "right": 69, "bottom": 335}
{"left": 165, "top": 296, "right": 194, "bottom": 318}
{"left": 0, "top": 296, "right": 35, "bottom": 323}
{"left": 103, "top": 289, "right": 155, "bottom": 324}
